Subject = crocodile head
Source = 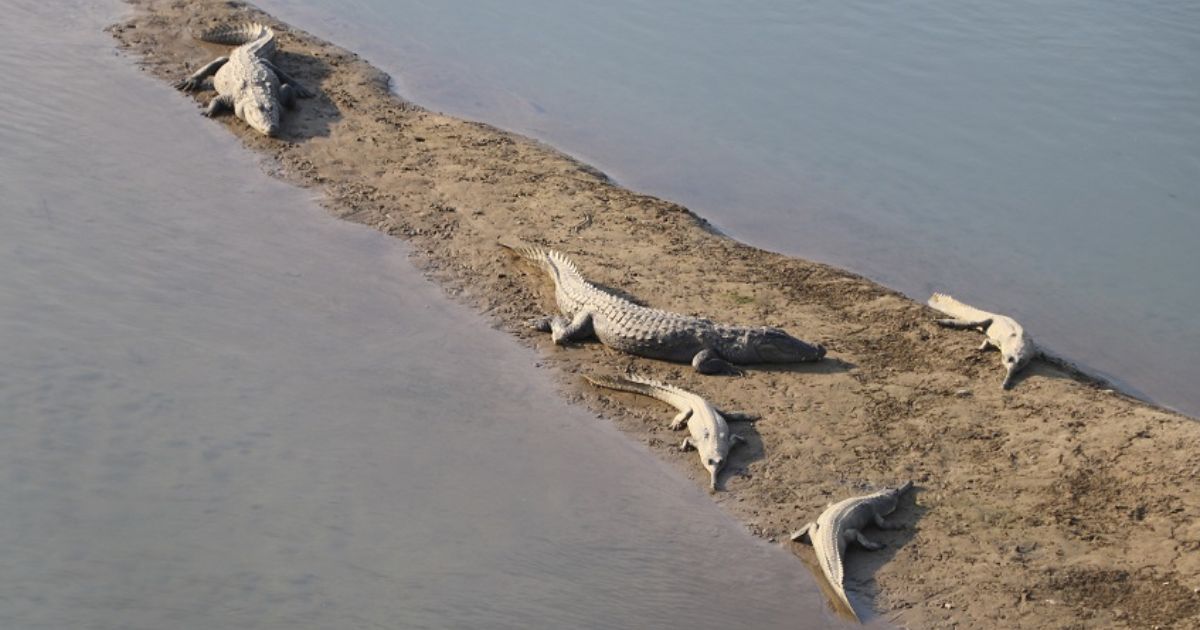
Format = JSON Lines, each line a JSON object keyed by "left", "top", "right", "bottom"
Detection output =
{"left": 880, "top": 481, "right": 915, "bottom": 513}
{"left": 704, "top": 455, "right": 725, "bottom": 491}
{"left": 693, "top": 424, "right": 733, "bottom": 491}
{"left": 700, "top": 446, "right": 731, "bottom": 492}
{"left": 241, "top": 98, "right": 282, "bottom": 137}
{"left": 999, "top": 332, "right": 1036, "bottom": 390}
{"left": 721, "top": 327, "right": 826, "bottom": 364}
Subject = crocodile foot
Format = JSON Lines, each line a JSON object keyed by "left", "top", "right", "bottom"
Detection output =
{"left": 526, "top": 316, "right": 553, "bottom": 332}
{"left": 174, "top": 77, "right": 203, "bottom": 91}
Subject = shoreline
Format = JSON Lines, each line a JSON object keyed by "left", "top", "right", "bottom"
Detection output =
{"left": 255, "top": 0, "right": 1199, "bottom": 422}
{"left": 111, "top": 1, "right": 1200, "bottom": 627}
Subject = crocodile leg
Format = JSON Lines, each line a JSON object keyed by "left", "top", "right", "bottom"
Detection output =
{"left": 679, "top": 436, "right": 695, "bottom": 452}
{"left": 691, "top": 348, "right": 742, "bottom": 375}
{"left": 550, "top": 310, "right": 594, "bottom": 344}
{"left": 790, "top": 521, "right": 816, "bottom": 543}
{"left": 669, "top": 408, "right": 693, "bottom": 430}
{"left": 979, "top": 338, "right": 996, "bottom": 351}
{"left": 262, "top": 60, "right": 314, "bottom": 98}
{"left": 846, "top": 529, "right": 885, "bottom": 550}
{"left": 528, "top": 316, "right": 553, "bottom": 332}
{"left": 174, "top": 56, "right": 228, "bottom": 91}
{"left": 202, "top": 94, "right": 234, "bottom": 118}
{"left": 280, "top": 84, "right": 299, "bottom": 109}
{"left": 934, "top": 317, "right": 992, "bottom": 330}
{"left": 873, "top": 512, "right": 905, "bottom": 530}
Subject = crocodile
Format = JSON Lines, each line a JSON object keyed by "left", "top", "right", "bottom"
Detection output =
{"left": 503, "top": 244, "right": 826, "bottom": 374}
{"left": 585, "top": 374, "right": 758, "bottom": 490}
{"left": 173, "top": 22, "right": 313, "bottom": 137}
{"left": 790, "top": 481, "right": 914, "bottom": 621}
{"left": 928, "top": 292, "right": 1038, "bottom": 390}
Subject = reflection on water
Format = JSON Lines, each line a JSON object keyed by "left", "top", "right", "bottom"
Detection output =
{"left": 0, "top": 1, "right": 848, "bottom": 628}
{"left": 257, "top": 0, "right": 1200, "bottom": 417}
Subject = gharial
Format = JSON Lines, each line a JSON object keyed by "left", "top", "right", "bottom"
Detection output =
{"left": 928, "top": 292, "right": 1038, "bottom": 390}
{"left": 790, "top": 482, "right": 914, "bottom": 622}
{"left": 585, "top": 374, "right": 758, "bottom": 490}
{"left": 503, "top": 244, "right": 826, "bottom": 374}
{"left": 174, "top": 22, "right": 313, "bottom": 137}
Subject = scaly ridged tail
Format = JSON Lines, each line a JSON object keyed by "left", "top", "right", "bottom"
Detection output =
{"left": 197, "top": 22, "right": 275, "bottom": 54}
{"left": 499, "top": 242, "right": 551, "bottom": 266}
{"left": 499, "top": 242, "right": 586, "bottom": 286}
{"left": 811, "top": 534, "right": 859, "bottom": 622}
{"left": 928, "top": 292, "right": 995, "bottom": 322}
{"left": 584, "top": 374, "right": 697, "bottom": 413}
{"left": 834, "top": 587, "right": 859, "bottom": 622}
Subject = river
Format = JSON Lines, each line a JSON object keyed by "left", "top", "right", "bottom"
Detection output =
{"left": 0, "top": 1, "right": 849, "bottom": 627}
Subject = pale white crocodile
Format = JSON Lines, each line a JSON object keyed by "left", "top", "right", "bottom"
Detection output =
{"left": 929, "top": 292, "right": 1038, "bottom": 390}
{"left": 790, "top": 482, "right": 913, "bottom": 621}
{"left": 585, "top": 374, "right": 757, "bottom": 490}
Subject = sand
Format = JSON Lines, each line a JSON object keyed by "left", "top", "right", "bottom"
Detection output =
{"left": 109, "top": 1, "right": 1200, "bottom": 627}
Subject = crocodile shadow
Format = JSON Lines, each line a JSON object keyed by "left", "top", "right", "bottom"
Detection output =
{"left": 269, "top": 50, "right": 339, "bottom": 141}
{"left": 750, "top": 356, "right": 855, "bottom": 375}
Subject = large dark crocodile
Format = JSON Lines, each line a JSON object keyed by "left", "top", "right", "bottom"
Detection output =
{"left": 173, "top": 22, "right": 312, "bottom": 137}
{"left": 504, "top": 245, "right": 826, "bottom": 374}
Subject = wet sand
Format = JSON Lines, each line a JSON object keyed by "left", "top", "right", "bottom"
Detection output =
{"left": 111, "top": 0, "right": 1200, "bottom": 627}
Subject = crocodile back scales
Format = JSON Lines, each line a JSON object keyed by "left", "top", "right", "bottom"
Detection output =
{"left": 505, "top": 245, "right": 721, "bottom": 346}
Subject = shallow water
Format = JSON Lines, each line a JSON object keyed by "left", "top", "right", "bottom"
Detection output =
{"left": 0, "top": 1, "right": 851, "bottom": 627}
{"left": 257, "top": 0, "right": 1200, "bottom": 416}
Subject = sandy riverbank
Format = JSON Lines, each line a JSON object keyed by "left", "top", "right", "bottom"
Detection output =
{"left": 110, "top": 1, "right": 1200, "bottom": 626}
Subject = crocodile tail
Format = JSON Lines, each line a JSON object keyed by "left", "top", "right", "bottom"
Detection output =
{"left": 499, "top": 242, "right": 550, "bottom": 265}
{"left": 499, "top": 243, "right": 553, "bottom": 281}
{"left": 831, "top": 584, "right": 859, "bottom": 622}
{"left": 584, "top": 374, "right": 665, "bottom": 397}
{"left": 197, "top": 22, "right": 274, "bottom": 48}
{"left": 927, "top": 292, "right": 995, "bottom": 321}
{"left": 815, "top": 538, "right": 858, "bottom": 621}
{"left": 584, "top": 374, "right": 696, "bottom": 412}
{"left": 499, "top": 243, "right": 586, "bottom": 286}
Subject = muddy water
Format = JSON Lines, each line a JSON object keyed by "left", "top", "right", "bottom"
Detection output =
{"left": 256, "top": 0, "right": 1200, "bottom": 418}
{"left": 0, "top": 1, "right": 857, "bottom": 628}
